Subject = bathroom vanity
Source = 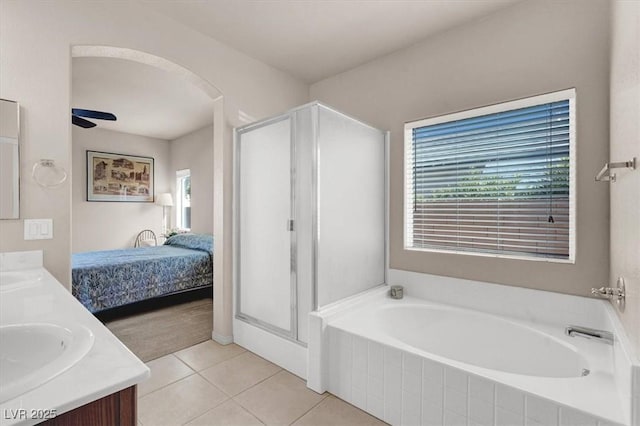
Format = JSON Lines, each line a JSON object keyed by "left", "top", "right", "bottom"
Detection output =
{"left": 0, "top": 251, "right": 149, "bottom": 426}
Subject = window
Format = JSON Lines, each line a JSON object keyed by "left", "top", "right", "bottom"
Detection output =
{"left": 176, "top": 169, "right": 191, "bottom": 230}
{"left": 405, "top": 89, "right": 575, "bottom": 261}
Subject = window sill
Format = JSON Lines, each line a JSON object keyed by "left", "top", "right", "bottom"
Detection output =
{"left": 404, "top": 246, "right": 575, "bottom": 264}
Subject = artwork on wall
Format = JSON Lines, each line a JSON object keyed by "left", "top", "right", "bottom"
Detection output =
{"left": 87, "top": 150, "right": 154, "bottom": 202}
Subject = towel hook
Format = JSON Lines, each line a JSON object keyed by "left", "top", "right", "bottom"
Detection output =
{"left": 595, "top": 157, "right": 637, "bottom": 182}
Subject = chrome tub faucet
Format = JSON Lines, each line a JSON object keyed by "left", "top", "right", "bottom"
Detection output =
{"left": 565, "top": 325, "right": 614, "bottom": 345}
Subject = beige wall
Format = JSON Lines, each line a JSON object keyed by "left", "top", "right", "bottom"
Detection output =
{"left": 0, "top": 0, "right": 308, "bottom": 288}
{"left": 0, "top": 100, "right": 19, "bottom": 219}
{"left": 610, "top": 0, "right": 640, "bottom": 356}
{"left": 311, "top": 0, "right": 611, "bottom": 297}
{"left": 72, "top": 127, "right": 170, "bottom": 252}
{"left": 169, "top": 124, "right": 214, "bottom": 235}
{"left": 0, "top": 100, "right": 19, "bottom": 138}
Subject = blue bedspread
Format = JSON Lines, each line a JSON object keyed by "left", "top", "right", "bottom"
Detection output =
{"left": 72, "top": 234, "right": 213, "bottom": 313}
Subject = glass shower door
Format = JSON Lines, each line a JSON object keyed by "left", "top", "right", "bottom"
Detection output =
{"left": 236, "top": 115, "right": 297, "bottom": 339}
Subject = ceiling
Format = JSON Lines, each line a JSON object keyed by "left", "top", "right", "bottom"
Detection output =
{"left": 141, "top": 0, "right": 520, "bottom": 83}
{"left": 72, "top": 57, "right": 215, "bottom": 140}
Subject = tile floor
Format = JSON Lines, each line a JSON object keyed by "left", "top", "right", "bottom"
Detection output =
{"left": 137, "top": 340, "right": 386, "bottom": 426}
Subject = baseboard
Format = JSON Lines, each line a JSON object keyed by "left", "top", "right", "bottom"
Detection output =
{"left": 212, "top": 331, "right": 233, "bottom": 345}
{"left": 233, "top": 317, "right": 307, "bottom": 379}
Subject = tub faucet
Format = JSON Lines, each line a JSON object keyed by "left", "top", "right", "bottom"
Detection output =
{"left": 389, "top": 285, "right": 404, "bottom": 299}
{"left": 565, "top": 325, "right": 614, "bottom": 345}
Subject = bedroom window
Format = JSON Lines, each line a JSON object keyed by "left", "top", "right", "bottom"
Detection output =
{"left": 176, "top": 169, "right": 191, "bottom": 230}
{"left": 404, "top": 89, "right": 575, "bottom": 261}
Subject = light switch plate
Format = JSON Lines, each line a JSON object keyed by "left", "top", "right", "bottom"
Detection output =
{"left": 24, "top": 219, "right": 53, "bottom": 240}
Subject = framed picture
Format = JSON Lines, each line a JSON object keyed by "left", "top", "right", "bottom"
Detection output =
{"left": 87, "top": 150, "right": 154, "bottom": 202}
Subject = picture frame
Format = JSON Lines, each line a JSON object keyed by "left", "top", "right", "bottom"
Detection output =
{"left": 87, "top": 150, "right": 154, "bottom": 202}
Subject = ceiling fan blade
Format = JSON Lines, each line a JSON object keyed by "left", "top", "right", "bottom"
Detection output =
{"left": 72, "top": 115, "right": 97, "bottom": 128}
{"left": 72, "top": 108, "right": 117, "bottom": 121}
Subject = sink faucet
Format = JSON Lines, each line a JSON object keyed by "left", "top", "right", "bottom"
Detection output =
{"left": 565, "top": 325, "right": 614, "bottom": 345}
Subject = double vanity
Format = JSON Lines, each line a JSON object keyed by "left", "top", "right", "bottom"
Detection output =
{"left": 0, "top": 251, "right": 149, "bottom": 425}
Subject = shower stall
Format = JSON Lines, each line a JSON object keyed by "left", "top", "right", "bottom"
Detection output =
{"left": 233, "top": 102, "right": 387, "bottom": 377}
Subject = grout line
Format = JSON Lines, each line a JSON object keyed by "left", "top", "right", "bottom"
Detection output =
{"left": 174, "top": 345, "right": 247, "bottom": 373}
{"left": 209, "top": 365, "right": 283, "bottom": 398}
{"left": 286, "top": 392, "right": 330, "bottom": 425}
{"left": 229, "top": 368, "right": 286, "bottom": 399}
{"left": 234, "top": 401, "right": 267, "bottom": 426}
{"left": 138, "top": 371, "right": 197, "bottom": 399}
{"left": 170, "top": 353, "right": 199, "bottom": 373}
{"left": 179, "top": 394, "right": 231, "bottom": 426}
{"left": 228, "top": 399, "right": 267, "bottom": 426}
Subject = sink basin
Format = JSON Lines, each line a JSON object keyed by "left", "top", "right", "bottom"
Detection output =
{"left": 0, "top": 323, "right": 95, "bottom": 403}
{"left": 0, "top": 271, "right": 43, "bottom": 291}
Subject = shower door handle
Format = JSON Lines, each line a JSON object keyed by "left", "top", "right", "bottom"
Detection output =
{"left": 287, "top": 219, "right": 295, "bottom": 232}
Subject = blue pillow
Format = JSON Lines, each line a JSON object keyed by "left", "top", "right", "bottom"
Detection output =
{"left": 164, "top": 233, "right": 213, "bottom": 254}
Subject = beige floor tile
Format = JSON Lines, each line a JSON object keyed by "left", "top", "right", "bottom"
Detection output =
{"left": 200, "top": 352, "right": 281, "bottom": 396}
{"left": 138, "top": 354, "right": 195, "bottom": 397}
{"left": 138, "top": 374, "right": 228, "bottom": 426}
{"left": 293, "top": 396, "right": 387, "bottom": 426}
{"left": 234, "top": 370, "right": 326, "bottom": 425}
{"left": 174, "top": 340, "right": 246, "bottom": 371}
{"left": 186, "top": 399, "right": 264, "bottom": 426}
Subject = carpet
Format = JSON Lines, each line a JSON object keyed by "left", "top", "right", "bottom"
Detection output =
{"left": 105, "top": 297, "right": 213, "bottom": 362}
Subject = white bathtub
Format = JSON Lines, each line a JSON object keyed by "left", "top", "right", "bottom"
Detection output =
{"left": 307, "top": 271, "right": 639, "bottom": 426}
{"left": 375, "top": 303, "right": 589, "bottom": 378}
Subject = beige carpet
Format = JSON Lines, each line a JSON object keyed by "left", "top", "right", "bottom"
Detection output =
{"left": 106, "top": 298, "right": 213, "bottom": 362}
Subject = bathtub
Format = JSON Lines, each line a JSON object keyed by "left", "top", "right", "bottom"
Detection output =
{"left": 369, "top": 303, "right": 590, "bottom": 378}
{"left": 307, "top": 271, "right": 639, "bottom": 426}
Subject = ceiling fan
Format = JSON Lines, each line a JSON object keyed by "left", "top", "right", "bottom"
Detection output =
{"left": 71, "top": 108, "right": 117, "bottom": 129}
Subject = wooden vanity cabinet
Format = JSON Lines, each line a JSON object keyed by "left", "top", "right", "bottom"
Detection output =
{"left": 42, "top": 386, "right": 136, "bottom": 426}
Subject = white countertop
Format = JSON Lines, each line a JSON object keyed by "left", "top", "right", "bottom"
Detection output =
{"left": 0, "top": 254, "right": 150, "bottom": 426}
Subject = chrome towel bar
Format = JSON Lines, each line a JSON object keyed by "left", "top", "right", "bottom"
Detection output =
{"left": 595, "top": 157, "right": 637, "bottom": 182}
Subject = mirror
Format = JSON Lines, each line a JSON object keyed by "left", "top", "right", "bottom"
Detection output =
{"left": 0, "top": 99, "right": 20, "bottom": 219}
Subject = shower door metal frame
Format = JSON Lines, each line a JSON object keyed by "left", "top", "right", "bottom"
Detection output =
{"left": 234, "top": 112, "right": 299, "bottom": 344}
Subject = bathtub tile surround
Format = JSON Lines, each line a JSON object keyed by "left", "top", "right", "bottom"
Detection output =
{"left": 469, "top": 392, "right": 494, "bottom": 425}
{"left": 526, "top": 395, "right": 559, "bottom": 426}
{"left": 326, "top": 327, "right": 622, "bottom": 426}
{"left": 309, "top": 271, "right": 639, "bottom": 426}
{"left": 496, "top": 406, "right": 523, "bottom": 426}
{"left": 469, "top": 375, "right": 494, "bottom": 403}
{"left": 383, "top": 345, "right": 402, "bottom": 424}
{"left": 496, "top": 383, "right": 525, "bottom": 416}
{"left": 559, "top": 408, "right": 599, "bottom": 426}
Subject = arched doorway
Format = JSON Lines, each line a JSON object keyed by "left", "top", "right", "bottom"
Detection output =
{"left": 71, "top": 45, "right": 229, "bottom": 348}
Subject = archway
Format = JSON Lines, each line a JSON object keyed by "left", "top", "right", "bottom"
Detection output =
{"left": 71, "top": 45, "right": 230, "bottom": 345}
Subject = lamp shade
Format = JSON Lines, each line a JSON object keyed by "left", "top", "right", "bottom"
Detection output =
{"left": 156, "top": 193, "right": 174, "bottom": 207}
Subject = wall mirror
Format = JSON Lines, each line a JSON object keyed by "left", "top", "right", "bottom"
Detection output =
{"left": 0, "top": 99, "right": 20, "bottom": 219}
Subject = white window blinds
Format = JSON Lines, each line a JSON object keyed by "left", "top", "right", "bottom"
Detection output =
{"left": 405, "top": 90, "right": 575, "bottom": 260}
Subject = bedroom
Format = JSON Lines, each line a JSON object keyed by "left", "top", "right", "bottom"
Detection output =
{"left": 69, "top": 56, "right": 216, "bottom": 359}
{"left": 0, "top": 1, "right": 638, "bottom": 426}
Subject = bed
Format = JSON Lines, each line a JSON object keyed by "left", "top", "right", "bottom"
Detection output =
{"left": 72, "top": 233, "right": 213, "bottom": 313}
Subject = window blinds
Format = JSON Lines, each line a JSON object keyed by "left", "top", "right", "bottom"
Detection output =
{"left": 405, "top": 94, "right": 573, "bottom": 260}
